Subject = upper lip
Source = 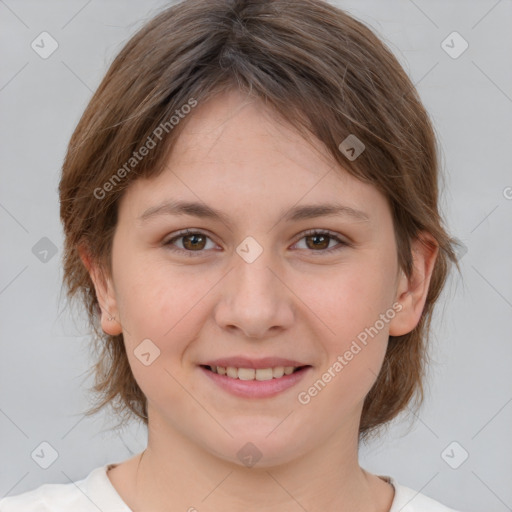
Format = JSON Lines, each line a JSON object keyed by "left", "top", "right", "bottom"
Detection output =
{"left": 201, "top": 357, "right": 310, "bottom": 369}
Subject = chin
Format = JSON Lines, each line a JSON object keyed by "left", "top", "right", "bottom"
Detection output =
{"left": 200, "top": 428, "right": 308, "bottom": 470}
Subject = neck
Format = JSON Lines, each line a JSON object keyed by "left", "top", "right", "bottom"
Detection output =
{"left": 115, "top": 410, "right": 394, "bottom": 512}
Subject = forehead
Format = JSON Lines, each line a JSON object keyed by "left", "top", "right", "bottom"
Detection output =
{"left": 172, "top": 89, "right": 334, "bottom": 174}
{"left": 118, "top": 89, "right": 389, "bottom": 227}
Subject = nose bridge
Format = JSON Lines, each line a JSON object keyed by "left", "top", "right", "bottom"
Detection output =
{"left": 235, "top": 251, "right": 278, "bottom": 300}
{"left": 233, "top": 233, "right": 280, "bottom": 293}
{"left": 215, "top": 240, "right": 294, "bottom": 338}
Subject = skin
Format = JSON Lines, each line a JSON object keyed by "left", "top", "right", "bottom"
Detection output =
{"left": 81, "top": 88, "right": 438, "bottom": 512}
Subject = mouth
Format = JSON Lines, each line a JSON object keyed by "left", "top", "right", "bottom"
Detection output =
{"left": 200, "top": 364, "right": 309, "bottom": 381}
{"left": 198, "top": 360, "right": 312, "bottom": 399}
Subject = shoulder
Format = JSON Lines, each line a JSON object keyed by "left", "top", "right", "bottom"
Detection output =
{"left": 385, "top": 476, "right": 465, "bottom": 512}
{"left": 0, "top": 464, "right": 130, "bottom": 512}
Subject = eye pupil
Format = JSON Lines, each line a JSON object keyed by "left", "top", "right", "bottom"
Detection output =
{"left": 183, "top": 234, "right": 206, "bottom": 250}
{"left": 307, "top": 234, "right": 329, "bottom": 250}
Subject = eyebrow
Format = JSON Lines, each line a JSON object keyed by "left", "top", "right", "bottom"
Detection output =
{"left": 137, "top": 199, "right": 370, "bottom": 226}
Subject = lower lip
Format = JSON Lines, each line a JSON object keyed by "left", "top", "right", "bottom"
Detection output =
{"left": 200, "top": 366, "right": 312, "bottom": 399}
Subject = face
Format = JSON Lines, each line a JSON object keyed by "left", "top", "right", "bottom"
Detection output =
{"left": 86, "top": 89, "right": 435, "bottom": 467}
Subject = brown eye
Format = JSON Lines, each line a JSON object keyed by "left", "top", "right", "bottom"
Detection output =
{"left": 305, "top": 233, "right": 330, "bottom": 250}
{"left": 181, "top": 233, "right": 207, "bottom": 251}
{"left": 294, "top": 230, "right": 349, "bottom": 254}
{"left": 164, "top": 230, "right": 216, "bottom": 256}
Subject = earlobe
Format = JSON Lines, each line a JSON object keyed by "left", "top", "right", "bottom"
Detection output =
{"left": 78, "top": 244, "right": 122, "bottom": 336}
{"left": 389, "top": 234, "right": 439, "bottom": 337}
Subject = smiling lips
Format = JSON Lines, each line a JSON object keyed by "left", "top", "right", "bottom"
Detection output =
{"left": 207, "top": 365, "right": 299, "bottom": 381}
{"left": 202, "top": 357, "right": 309, "bottom": 380}
{"left": 200, "top": 356, "right": 311, "bottom": 395}
{"left": 200, "top": 363, "right": 311, "bottom": 399}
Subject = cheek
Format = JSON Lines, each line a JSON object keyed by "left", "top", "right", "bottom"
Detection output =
{"left": 293, "top": 257, "right": 396, "bottom": 399}
{"left": 113, "top": 263, "right": 211, "bottom": 412}
{"left": 114, "top": 256, "right": 215, "bottom": 356}
{"left": 296, "top": 269, "right": 393, "bottom": 417}
{"left": 299, "top": 257, "right": 397, "bottom": 345}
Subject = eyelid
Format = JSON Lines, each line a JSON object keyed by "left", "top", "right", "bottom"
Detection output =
{"left": 162, "top": 228, "right": 219, "bottom": 256}
{"left": 295, "top": 228, "right": 351, "bottom": 247}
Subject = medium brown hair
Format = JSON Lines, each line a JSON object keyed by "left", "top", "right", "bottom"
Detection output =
{"left": 59, "top": 0, "right": 459, "bottom": 441}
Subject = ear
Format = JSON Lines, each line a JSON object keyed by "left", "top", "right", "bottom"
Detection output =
{"left": 389, "top": 233, "right": 439, "bottom": 336}
{"left": 78, "top": 244, "right": 122, "bottom": 336}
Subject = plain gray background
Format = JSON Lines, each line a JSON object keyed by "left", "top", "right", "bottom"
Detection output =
{"left": 1, "top": 1, "right": 511, "bottom": 510}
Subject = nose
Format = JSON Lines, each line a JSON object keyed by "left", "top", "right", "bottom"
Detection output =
{"left": 214, "top": 249, "right": 295, "bottom": 339}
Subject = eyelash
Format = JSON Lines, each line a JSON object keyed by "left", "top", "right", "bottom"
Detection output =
{"left": 163, "top": 228, "right": 350, "bottom": 257}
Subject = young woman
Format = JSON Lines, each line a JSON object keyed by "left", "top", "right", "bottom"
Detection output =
{"left": 0, "top": 0, "right": 463, "bottom": 510}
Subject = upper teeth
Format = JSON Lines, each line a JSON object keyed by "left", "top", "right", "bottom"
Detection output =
{"left": 210, "top": 366, "right": 298, "bottom": 380}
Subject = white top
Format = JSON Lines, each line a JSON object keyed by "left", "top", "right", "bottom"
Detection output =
{"left": 0, "top": 463, "right": 463, "bottom": 511}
